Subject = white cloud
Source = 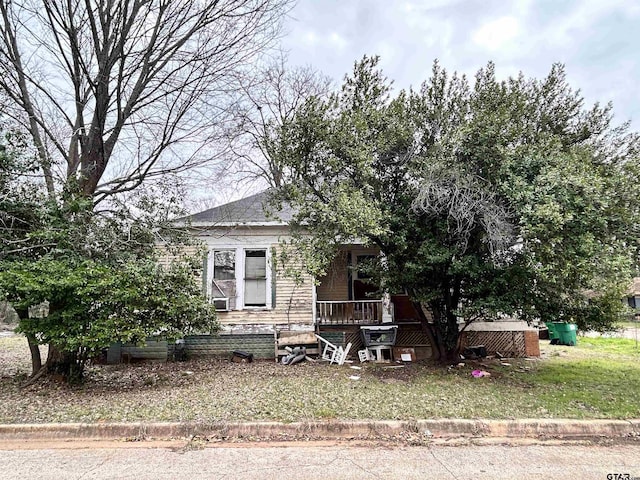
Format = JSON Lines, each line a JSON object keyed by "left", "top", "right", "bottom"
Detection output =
{"left": 281, "top": 0, "right": 639, "bottom": 130}
{"left": 472, "top": 16, "right": 521, "bottom": 51}
{"left": 402, "top": 2, "right": 415, "bottom": 13}
{"left": 296, "top": 30, "right": 347, "bottom": 50}
{"left": 376, "top": 41, "right": 396, "bottom": 61}
{"left": 299, "top": 30, "right": 319, "bottom": 46}
{"left": 328, "top": 32, "right": 348, "bottom": 51}
{"left": 543, "top": 0, "right": 640, "bottom": 48}
{"left": 512, "top": 0, "right": 534, "bottom": 17}
{"left": 403, "top": 0, "right": 455, "bottom": 12}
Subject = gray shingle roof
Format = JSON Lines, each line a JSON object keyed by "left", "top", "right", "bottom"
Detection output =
{"left": 179, "top": 190, "right": 294, "bottom": 225}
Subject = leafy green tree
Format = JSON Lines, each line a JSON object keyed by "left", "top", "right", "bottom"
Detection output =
{"left": 0, "top": 257, "right": 216, "bottom": 382}
{"left": 0, "top": 129, "right": 216, "bottom": 382}
{"left": 274, "top": 57, "right": 640, "bottom": 360}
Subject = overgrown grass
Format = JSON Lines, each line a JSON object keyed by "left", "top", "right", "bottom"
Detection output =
{"left": 0, "top": 335, "right": 638, "bottom": 423}
{"left": 529, "top": 358, "right": 640, "bottom": 418}
{"left": 577, "top": 336, "right": 640, "bottom": 356}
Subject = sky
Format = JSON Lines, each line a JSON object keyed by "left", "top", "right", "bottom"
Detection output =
{"left": 196, "top": 0, "right": 640, "bottom": 209}
{"left": 281, "top": 0, "right": 640, "bottom": 129}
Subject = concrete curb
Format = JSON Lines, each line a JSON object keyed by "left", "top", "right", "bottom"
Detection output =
{"left": 0, "top": 419, "right": 639, "bottom": 442}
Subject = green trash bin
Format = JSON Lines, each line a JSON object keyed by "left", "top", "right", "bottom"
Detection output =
{"left": 553, "top": 322, "right": 577, "bottom": 346}
{"left": 545, "top": 322, "right": 560, "bottom": 342}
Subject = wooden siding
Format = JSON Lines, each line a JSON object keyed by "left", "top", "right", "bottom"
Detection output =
{"left": 216, "top": 243, "right": 314, "bottom": 326}
{"left": 156, "top": 243, "right": 203, "bottom": 268}
{"left": 156, "top": 243, "right": 207, "bottom": 289}
{"left": 316, "top": 250, "right": 349, "bottom": 301}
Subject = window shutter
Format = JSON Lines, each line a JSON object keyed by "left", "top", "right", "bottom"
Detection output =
{"left": 202, "top": 253, "right": 208, "bottom": 295}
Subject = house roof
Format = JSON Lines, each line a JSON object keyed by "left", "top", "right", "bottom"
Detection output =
{"left": 179, "top": 190, "right": 294, "bottom": 226}
{"left": 629, "top": 277, "right": 640, "bottom": 296}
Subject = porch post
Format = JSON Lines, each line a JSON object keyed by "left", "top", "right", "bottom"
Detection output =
{"left": 312, "top": 277, "right": 317, "bottom": 326}
{"left": 380, "top": 252, "right": 393, "bottom": 323}
{"left": 382, "top": 292, "right": 393, "bottom": 323}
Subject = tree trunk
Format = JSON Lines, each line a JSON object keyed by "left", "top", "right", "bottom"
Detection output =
{"left": 46, "top": 345, "right": 83, "bottom": 383}
{"left": 411, "top": 299, "right": 461, "bottom": 362}
{"left": 79, "top": 142, "right": 107, "bottom": 197}
{"left": 411, "top": 300, "right": 440, "bottom": 360}
{"left": 11, "top": 308, "right": 43, "bottom": 376}
{"left": 426, "top": 301, "right": 463, "bottom": 363}
{"left": 26, "top": 334, "right": 42, "bottom": 376}
{"left": 22, "top": 344, "right": 80, "bottom": 387}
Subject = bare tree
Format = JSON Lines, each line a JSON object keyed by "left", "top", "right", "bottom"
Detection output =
{"left": 228, "top": 53, "right": 331, "bottom": 187}
{"left": 0, "top": 0, "right": 293, "bottom": 202}
{"left": 412, "top": 164, "right": 515, "bottom": 257}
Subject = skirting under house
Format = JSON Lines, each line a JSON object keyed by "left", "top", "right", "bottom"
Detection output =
{"left": 460, "top": 322, "right": 540, "bottom": 358}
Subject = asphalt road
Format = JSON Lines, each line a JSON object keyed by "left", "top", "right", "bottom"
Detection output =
{"left": 1, "top": 441, "right": 639, "bottom": 480}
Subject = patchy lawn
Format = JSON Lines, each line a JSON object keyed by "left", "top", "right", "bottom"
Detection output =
{"left": 0, "top": 335, "right": 639, "bottom": 423}
{"left": 577, "top": 336, "right": 640, "bottom": 356}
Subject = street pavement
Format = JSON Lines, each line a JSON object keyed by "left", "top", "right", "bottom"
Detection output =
{"left": 0, "top": 441, "right": 639, "bottom": 480}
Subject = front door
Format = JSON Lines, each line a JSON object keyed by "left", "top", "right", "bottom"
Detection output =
{"left": 351, "top": 253, "right": 378, "bottom": 300}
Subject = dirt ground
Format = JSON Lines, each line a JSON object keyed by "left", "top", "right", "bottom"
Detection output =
{"left": 0, "top": 324, "right": 17, "bottom": 335}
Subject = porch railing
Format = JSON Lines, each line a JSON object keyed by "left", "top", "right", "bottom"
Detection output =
{"left": 316, "top": 300, "right": 383, "bottom": 325}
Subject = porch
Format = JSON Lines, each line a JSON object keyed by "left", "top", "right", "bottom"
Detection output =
{"left": 312, "top": 247, "right": 431, "bottom": 360}
{"left": 314, "top": 246, "right": 421, "bottom": 326}
{"left": 314, "top": 246, "right": 389, "bottom": 326}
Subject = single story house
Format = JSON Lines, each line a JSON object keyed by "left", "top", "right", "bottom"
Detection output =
{"left": 166, "top": 190, "right": 538, "bottom": 361}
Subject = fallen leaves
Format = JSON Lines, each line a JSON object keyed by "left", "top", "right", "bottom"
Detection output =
{"left": 0, "top": 336, "right": 638, "bottom": 423}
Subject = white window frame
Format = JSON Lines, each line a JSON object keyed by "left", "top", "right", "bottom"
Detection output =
{"left": 207, "top": 246, "right": 272, "bottom": 311}
{"left": 242, "top": 248, "right": 269, "bottom": 309}
{"left": 209, "top": 249, "right": 236, "bottom": 311}
{"left": 211, "top": 249, "right": 236, "bottom": 282}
